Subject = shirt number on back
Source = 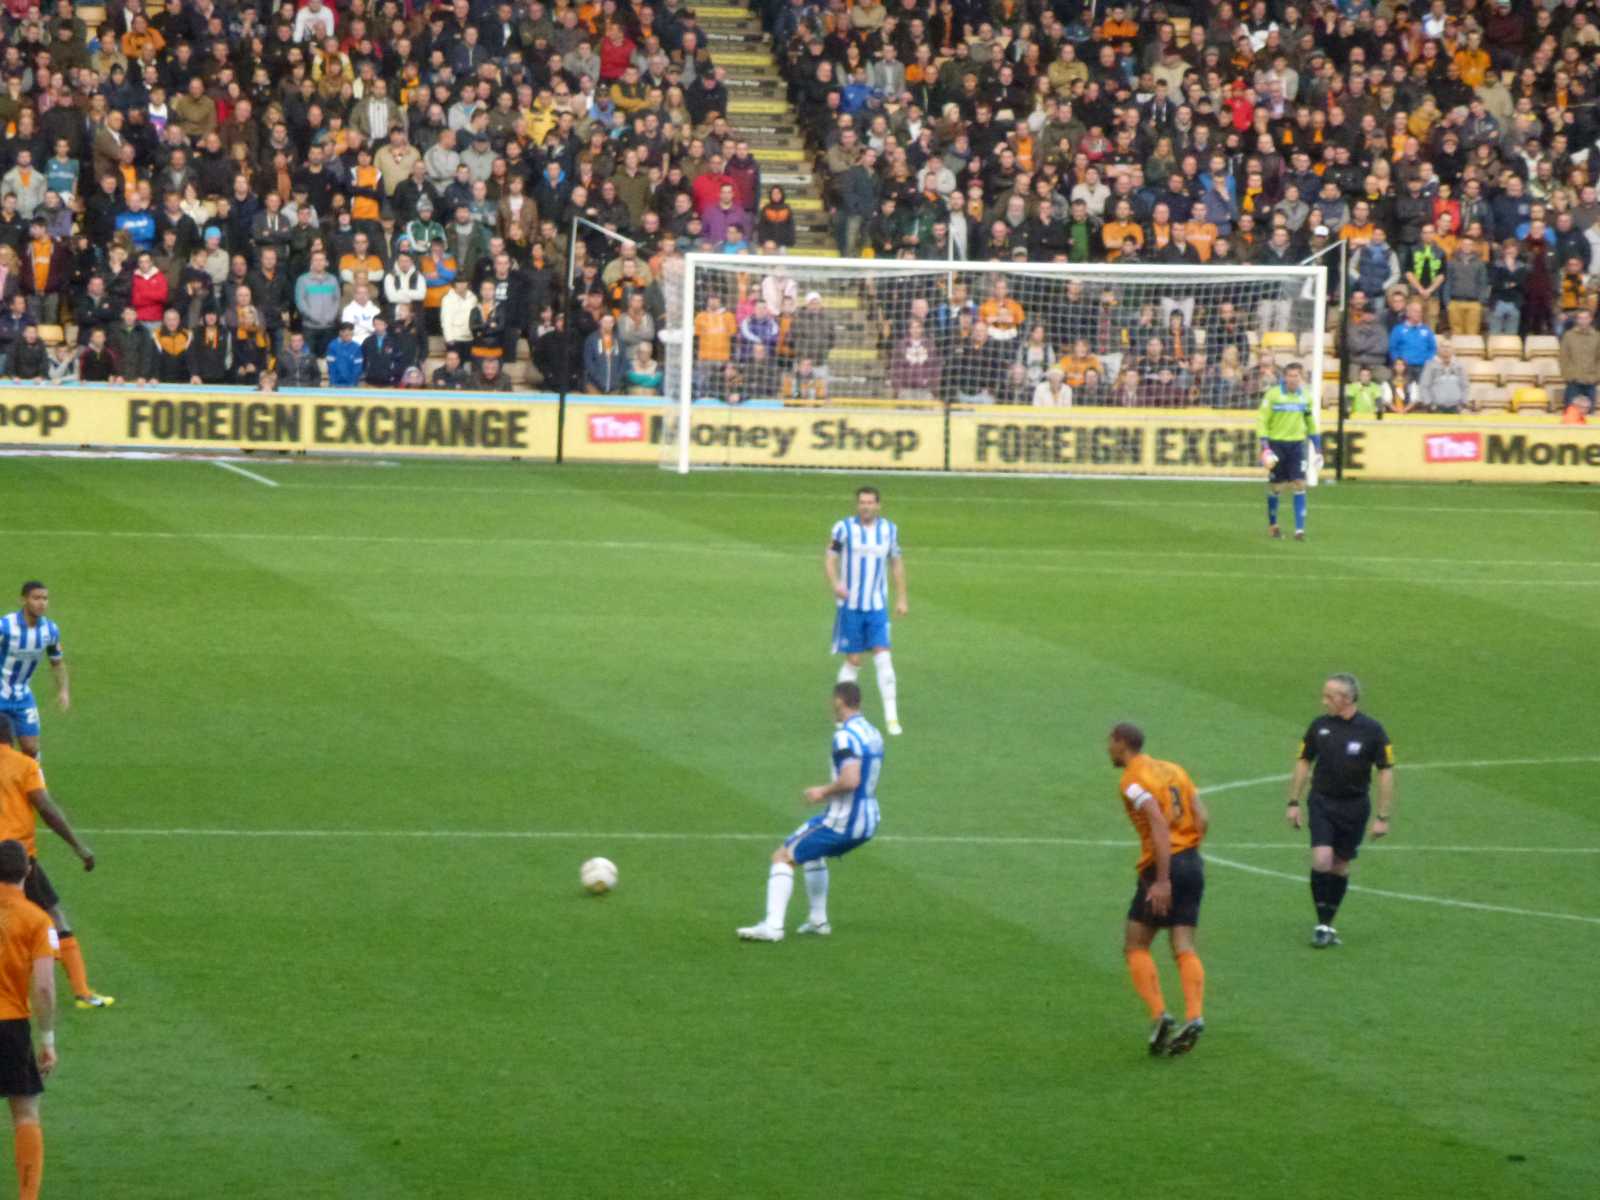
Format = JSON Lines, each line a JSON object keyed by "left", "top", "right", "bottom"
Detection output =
{"left": 1168, "top": 786, "right": 1184, "bottom": 819}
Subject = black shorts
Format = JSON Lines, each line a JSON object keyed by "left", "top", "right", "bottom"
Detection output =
{"left": 1128, "top": 848, "right": 1205, "bottom": 928}
{"left": 1309, "top": 795, "right": 1371, "bottom": 862}
{"left": 0, "top": 1019, "right": 42, "bottom": 1098}
{"left": 23, "top": 859, "right": 58, "bottom": 913}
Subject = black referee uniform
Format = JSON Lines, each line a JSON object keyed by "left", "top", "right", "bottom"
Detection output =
{"left": 1299, "top": 710, "right": 1394, "bottom": 935}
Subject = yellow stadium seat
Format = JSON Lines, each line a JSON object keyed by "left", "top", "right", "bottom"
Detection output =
{"left": 1478, "top": 385, "right": 1512, "bottom": 412}
{"left": 1509, "top": 386, "right": 1550, "bottom": 413}
{"left": 1524, "top": 335, "right": 1561, "bottom": 359}
{"left": 1261, "top": 331, "right": 1297, "bottom": 352}
{"left": 1486, "top": 335, "right": 1524, "bottom": 359}
{"left": 1531, "top": 358, "right": 1562, "bottom": 385}
{"left": 36, "top": 324, "right": 63, "bottom": 346}
{"left": 1450, "top": 334, "right": 1486, "bottom": 360}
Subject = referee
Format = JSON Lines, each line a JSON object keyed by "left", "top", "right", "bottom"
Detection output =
{"left": 1284, "top": 674, "right": 1395, "bottom": 947}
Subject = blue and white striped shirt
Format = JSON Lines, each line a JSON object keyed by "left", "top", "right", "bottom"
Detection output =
{"left": 829, "top": 516, "right": 901, "bottom": 612}
{"left": 0, "top": 610, "right": 62, "bottom": 705}
{"left": 825, "top": 714, "right": 883, "bottom": 840}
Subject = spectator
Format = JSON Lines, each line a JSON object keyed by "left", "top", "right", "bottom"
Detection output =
{"left": 1344, "top": 365, "right": 1387, "bottom": 417}
{"left": 278, "top": 331, "right": 322, "bottom": 388}
{"left": 47, "top": 338, "right": 78, "bottom": 384}
{"left": 362, "top": 315, "right": 404, "bottom": 388}
{"left": 9, "top": 323, "right": 46, "bottom": 380}
{"left": 1389, "top": 301, "right": 1438, "bottom": 374}
{"left": 1486, "top": 242, "right": 1529, "bottom": 337}
{"left": 294, "top": 250, "right": 341, "bottom": 356}
{"left": 431, "top": 348, "right": 471, "bottom": 390}
{"left": 1445, "top": 238, "right": 1489, "bottom": 338}
{"left": 1033, "top": 366, "right": 1073, "bottom": 408}
{"left": 1418, "top": 344, "right": 1473, "bottom": 413}
{"left": 1559, "top": 309, "right": 1600, "bottom": 413}
{"left": 583, "top": 313, "right": 626, "bottom": 393}
{"left": 627, "top": 343, "right": 663, "bottom": 394}
{"left": 108, "top": 308, "right": 159, "bottom": 384}
{"left": 78, "top": 328, "right": 115, "bottom": 383}
{"left": 888, "top": 318, "right": 941, "bottom": 401}
{"left": 326, "top": 323, "right": 366, "bottom": 388}
{"left": 187, "top": 310, "right": 230, "bottom": 385}
{"left": 440, "top": 276, "right": 476, "bottom": 357}
{"left": 130, "top": 253, "right": 169, "bottom": 328}
{"left": 154, "top": 310, "right": 192, "bottom": 383}
{"left": 1345, "top": 295, "right": 1391, "bottom": 381}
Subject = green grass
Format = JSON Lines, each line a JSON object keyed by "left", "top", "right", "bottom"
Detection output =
{"left": 5, "top": 457, "right": 1599, "bottom": 1198}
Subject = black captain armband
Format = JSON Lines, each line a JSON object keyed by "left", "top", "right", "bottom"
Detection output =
{"left": 830, "top": 539, "right": 843, "bottom": 552}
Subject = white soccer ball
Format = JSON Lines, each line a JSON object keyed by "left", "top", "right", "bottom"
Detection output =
{"left": 580, "top": 857, "right": 618, "bottom": 895}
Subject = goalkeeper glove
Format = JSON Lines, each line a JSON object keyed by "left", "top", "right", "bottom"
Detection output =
{"left": 1261, "top": 447, "right": 1279, "bottom": 470}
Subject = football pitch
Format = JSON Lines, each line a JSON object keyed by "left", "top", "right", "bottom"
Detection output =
{"left": 5, "top": 455, "right": 1598, "bottom": 1199}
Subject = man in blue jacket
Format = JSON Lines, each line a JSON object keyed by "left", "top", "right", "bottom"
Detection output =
{"left": 325, "top": 323, "right": 366, "bottom": 387}
{"left": 1387, "top": 301, "right": 1437, "bottom": 374}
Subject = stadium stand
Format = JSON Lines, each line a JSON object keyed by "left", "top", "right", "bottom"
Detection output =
{"left": 0, "top": 0, "right": 1585, "bottom": 416}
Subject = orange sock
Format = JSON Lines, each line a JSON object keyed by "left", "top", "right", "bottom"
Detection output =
{"left": 14, "top": 1121, "right": 42, "bottom": 1200}
{"left": 58, "top": 935, "right": 90, "bottom": 999}
{"left": 1176, "top": 951, "right": 1205, "bottom": 1021}
{"left": 1125, "top": 947, "right": 1166, "bottom": 1019}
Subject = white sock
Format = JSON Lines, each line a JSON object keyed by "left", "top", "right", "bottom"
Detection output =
{"left": 764, "top": 863, "right": 794, "bottom": 930}
{"left": 873, "top": 650, "right": 899, "bottom": 723}
{"left": 836, "top": 660, "right": 859, "bottom": 684}
{"left": 803, "top": 861, "right": 829, "bottom": 924}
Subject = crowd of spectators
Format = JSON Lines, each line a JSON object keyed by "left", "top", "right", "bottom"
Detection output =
{"left": 0, "top": 0, "right": 779, "bottom": 395}
{"left": 1, "top": 0, "right": 1597, "bottom": 412}
{"left": 777, "top": 0, "right": 1600, "bottom": 412}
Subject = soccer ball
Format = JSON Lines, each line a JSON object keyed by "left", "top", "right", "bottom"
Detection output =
{"left": 580, "top": 857, "right": 618, "bottom": 895}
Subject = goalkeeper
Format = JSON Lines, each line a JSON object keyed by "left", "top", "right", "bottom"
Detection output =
{"left": 1256, "top": 362, "right": 1323, "bottom": 542}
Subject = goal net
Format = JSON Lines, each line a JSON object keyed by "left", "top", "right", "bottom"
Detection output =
{"left": 661, "top": 253, "right": 1328, "bottom": 477}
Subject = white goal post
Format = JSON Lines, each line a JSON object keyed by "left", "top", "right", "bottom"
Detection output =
{"left": 663, "top": 253, "right": 1327, "bottom": 477}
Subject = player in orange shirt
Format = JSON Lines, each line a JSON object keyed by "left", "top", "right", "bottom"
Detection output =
{"left": 0, "top": 838, "right": 57, "bottom": 1200}
{"left": 0, "top": 717, "right": 109, "bottom": 1012}
{"left": 1109, "top": 722, "right": 1208, "bottom": 1056}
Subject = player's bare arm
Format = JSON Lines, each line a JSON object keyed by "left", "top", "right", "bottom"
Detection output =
{"left": 27, "top": 788, "right": 94, "bottom": 871}
{"left": 31, "top": 953, "right": 55, "bottom": 1076}
{"left": 49, "top": 657, "right": 68, "bottom": 713}
{"left": 804, "top": 759, "right": 860, "bottom": 805}
{"left": 1286, "top": 757, "right": 1311, "bottom": 828}
{"left": 891, "top": 555, "right": 908, "bottom": 616}
{"left": 824, "top": 545, "right": 848, "bottom": 600}
{"left": 1371, "top": 767, "right": 1395, "bottom": 838}
{"left": 1144, "top": 802, "right": 1173, "bottom": 917}
{"left": 1192, "top": 794, "right": 1211, "bottom": 838}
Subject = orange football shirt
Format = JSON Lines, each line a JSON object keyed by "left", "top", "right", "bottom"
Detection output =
{"left": 1118, "top": 753, "right": 1202, "bottom": 871}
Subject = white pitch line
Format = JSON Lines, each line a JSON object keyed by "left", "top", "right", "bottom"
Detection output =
{"left": 69, "top": 827, "right": 1598, "bottom": 855}
{"left": 5, "top": 528, "right": 1598, "bottom": 587}
{"left": 274, "top": 481, "right": 1600, "bottom": 519}
{"left": 1198, "top": 754, "right": 1600, "bottom": 796}
{"left": 1204, "top": 854, "right": 1600, "bottom": 926}
{"left": 211, "top": 460, "right": 280, "bottom": 488}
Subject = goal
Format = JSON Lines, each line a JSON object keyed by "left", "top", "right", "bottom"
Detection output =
{"left": 661, "top": 253, "right": 1328, "bottom": 477}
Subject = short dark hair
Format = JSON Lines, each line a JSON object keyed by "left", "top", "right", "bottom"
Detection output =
{"left": 20, "top": 581, "right": 44, "bottom": 597}
{"left": 855, "top": 486, "right": 881, "bottom": 501}
{"left": 1110, "top": 722, "right": 1145, "bottom": 752}
{"left": 833, "top": 681, "right": 862, "bottom": 709}
{"left": 1284, "top": 360, "right": 1304, "bottom": 373}
{"left": 0, "top": 840, "right": 28, "bottom": 885}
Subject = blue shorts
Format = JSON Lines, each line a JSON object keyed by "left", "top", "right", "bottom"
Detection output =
{"left": 0, "top": 700, "right": 40, "bottom": 738}
{"left": 1268, "top": 439, "right": 1306, "bottom": 484}
{"left": 784, "top": 814, "right": 873, "bottom": 863}
{"left": 832, "top": 606, "right": 890, "bottom": 654}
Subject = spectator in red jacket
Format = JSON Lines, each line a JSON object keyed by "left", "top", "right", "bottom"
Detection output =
{"left": 598, "top": 23, "right": 636, "bottom": 83}
{"left": 130, "top": 252, "right": 170, "bottom": 328}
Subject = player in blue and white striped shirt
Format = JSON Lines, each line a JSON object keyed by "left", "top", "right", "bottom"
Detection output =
{"left": 826, "top": 486, "right": 908, "bottom": 736}
{"left": 0, "top": 582, "right": 70, "bottom": 759}
{"left": 738, "top": 682, "right": 883, "bottom": 942}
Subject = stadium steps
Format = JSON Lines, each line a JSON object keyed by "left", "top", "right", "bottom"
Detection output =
{"left": 699, "top": 3, "right": 832, "bottom": 253}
